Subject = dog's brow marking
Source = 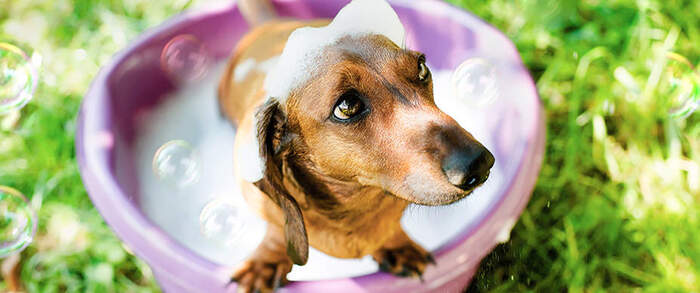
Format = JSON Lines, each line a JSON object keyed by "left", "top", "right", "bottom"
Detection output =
{"left": 353, "top": 53, "right": 416, "bottom": 106}
{"left": 381, "top": 79, "right": 412, "bottom": 105}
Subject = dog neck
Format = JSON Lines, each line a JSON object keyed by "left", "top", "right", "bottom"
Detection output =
{"left": 283, "top": 151, "right": 408, "bottom": 223}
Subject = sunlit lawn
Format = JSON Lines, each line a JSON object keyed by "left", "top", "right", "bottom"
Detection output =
{"left": 1, "top": 0, "right": 698, "bottom": 292}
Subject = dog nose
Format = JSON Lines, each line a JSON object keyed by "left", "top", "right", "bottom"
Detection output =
{"left": 442, "top": 146, "right": 495, "bottom": 190}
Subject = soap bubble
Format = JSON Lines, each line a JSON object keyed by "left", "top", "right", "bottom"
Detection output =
{"left": 660, "top": 53, "right": 699, "bottom": 118}
{"left": 0, "top": 42, "right": 38, "bottom": 114}
{"left": 452, "top": 58, "right": 499, "bottom": 107}
{"left": 0, "top": 186, "right": 36, "bottom": 258}
{"left": 160, "top": 35, "right": 210, "bottom": 83}
{"left": 152, "top": 140, "right": 200, "bottom": 188}
{"left": 199, "top": 199, "right": 243, "bottom": 245}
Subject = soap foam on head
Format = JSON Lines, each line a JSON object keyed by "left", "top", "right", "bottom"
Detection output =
{"left": 263, "top": 0, "right": 406, "bottom": 103}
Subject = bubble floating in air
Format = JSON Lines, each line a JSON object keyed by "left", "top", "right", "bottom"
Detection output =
{"left": 160, "top": 35, "right": 210, "bottom": 83}
{"left": 452, "top": 58, "right": 499, "bottom": 107}
{"left": 0, "top": 42, "right": 38, "bottom": 115}
{"left": 661, "top": 53, "right": 699, "bottom": 118}
{"left": 152, "top": 140, "right": 200, "bottom": 188}
{"left": 0, "top": 186, "right": 36, "bottom": 258}
{"left": 199, "top": 199, "right": 243, "bottom": 246}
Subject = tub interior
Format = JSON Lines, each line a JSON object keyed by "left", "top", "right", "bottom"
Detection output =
{"left": 101, "top": 0, "right": 537, "bottom": 282}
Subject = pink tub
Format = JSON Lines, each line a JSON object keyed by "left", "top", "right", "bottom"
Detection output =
{"left": 76, "top": 0, "right": 545, "bottom": 292}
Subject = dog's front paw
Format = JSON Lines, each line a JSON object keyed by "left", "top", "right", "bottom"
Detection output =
{"left": 372, "top": 244, "right": 435, "bottom": 279}
{"left": 231, "top": 259, "right": 292, "bottom": 293}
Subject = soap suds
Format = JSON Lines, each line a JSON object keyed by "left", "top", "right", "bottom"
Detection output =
{"left": 233, "top": 58, "right": 256, "bottom": 82}
{"left": 264, "top": 0, "right": 405, "bottom": 102}
{"left": 234, "top": 56, "right": 280, "bottom": 83}
{"left": 235, "top": 119, "right": 264, "bottom": 182}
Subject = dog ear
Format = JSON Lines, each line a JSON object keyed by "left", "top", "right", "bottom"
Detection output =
{"left": 252, "top": 99, "right": 309, "bottom": 265}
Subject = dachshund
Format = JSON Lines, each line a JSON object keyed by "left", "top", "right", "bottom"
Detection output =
{"left": 218, "top": 0, "right": 494, "bottom": 292}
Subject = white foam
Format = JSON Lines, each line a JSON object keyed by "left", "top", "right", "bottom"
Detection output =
{"left": 234, "top": 56, "right": 280, "bottom": 83}
{"left": 135, "top": 62, "right": 503, "bottom": 280}
{"left": 257, "top": 56, "right": 279, "bottom": 73}
{"left": 235, "top": 118, "right": 264, "bottom": 182}
{"left": 135, "top": 63, "right": 267, "bottom": 266}
{"left": 233, "top": 58, "right": 256, "bottom": 82}
{"left": 263, "top": 0, "right": 405, "bottom": 102}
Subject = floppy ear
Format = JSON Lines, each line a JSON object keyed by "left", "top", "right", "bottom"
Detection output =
{"left": 252, "top": 99, "right": 309, "bottom": 265}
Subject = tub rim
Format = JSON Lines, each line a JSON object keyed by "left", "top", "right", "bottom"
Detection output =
{"left": 76, "top": 0, "right": 544, "bottom": 291}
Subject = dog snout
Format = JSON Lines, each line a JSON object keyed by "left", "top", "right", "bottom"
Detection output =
{"left": 441, "top": 146, "right": 495, "bottom": 191}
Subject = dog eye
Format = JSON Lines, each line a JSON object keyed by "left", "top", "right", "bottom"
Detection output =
{"left": 333, "top": 92, "right": 365, "bottom": 121}
{"left": 418, "top": 57, "right": 430, "bottom": 81}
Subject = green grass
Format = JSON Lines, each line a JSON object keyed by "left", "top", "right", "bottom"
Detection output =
{"left": 1, "top": 0, "right": 698, "bottom": 292}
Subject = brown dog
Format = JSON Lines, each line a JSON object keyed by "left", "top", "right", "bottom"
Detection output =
{"left": 218, "top": 1, "right": 494, "bottom": 292}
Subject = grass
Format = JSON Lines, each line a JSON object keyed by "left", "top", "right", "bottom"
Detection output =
{"left": 1, "top": 0, "right": 698, "bottom": 292}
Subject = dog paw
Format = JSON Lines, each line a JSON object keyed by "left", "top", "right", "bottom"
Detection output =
{"left": 230, "top": 259, "right": 292, "bottom": 293}
{"left": 372, "top": 244, "right": 435, "bottom": 279}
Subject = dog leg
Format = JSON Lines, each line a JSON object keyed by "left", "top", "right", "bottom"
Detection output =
{"left": 371, "top": 229, "right": 435, "bottom": 279}
{"left": 231, "top": 224, "right": 292, "bottom": 293}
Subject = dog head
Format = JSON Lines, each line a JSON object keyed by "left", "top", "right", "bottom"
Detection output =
{"left": 258, "top": 34, "right": 494, "bottom": 206}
